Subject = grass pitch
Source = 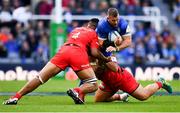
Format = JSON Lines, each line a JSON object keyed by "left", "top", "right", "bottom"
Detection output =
{"left": 0, "top": 79, "right": 180, "bottom": 112}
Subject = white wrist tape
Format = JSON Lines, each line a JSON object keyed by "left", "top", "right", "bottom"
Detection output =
{"left": 111, "top": 56, "right": 117, "bottom": 62}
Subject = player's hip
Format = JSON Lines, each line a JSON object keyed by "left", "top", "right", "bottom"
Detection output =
{"left": 100, "top": 69, "right": 139, "bottom": 93}
{"left": 50, "top": 46, "right": 90, "bottom": 71}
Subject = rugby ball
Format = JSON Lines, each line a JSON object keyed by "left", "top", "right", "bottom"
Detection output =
{"left": 108, "top": 31, "right": 122, "bottom": 46}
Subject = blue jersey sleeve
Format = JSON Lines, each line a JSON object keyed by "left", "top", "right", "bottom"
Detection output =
{"left": 96, "top": 25, "right": 107, "bottom": 40}
{"left": 118, "top": 18, "right": 131, "bottom": 36}
{"left": 96, "top": 18, "right": 111, "bottom": 40}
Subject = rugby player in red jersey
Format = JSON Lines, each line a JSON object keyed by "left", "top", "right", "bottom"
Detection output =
{"left": 3, "top": 18, "right": 110, "bottom": 105}
{"left": 90, "top": 57, "right": 172, "bottom": 102}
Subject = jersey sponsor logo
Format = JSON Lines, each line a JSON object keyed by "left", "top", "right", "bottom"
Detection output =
{"left": 111, "top": 56, "right": 117, "bottom": 62}
{"left": 81, "top": 64, "right": 90, "bottom": 68}
{"left": 72, "top": 32, "right": 80, "bottom": 39}
{"left": 96, "top": 42, "right": 99, "bottom": 45}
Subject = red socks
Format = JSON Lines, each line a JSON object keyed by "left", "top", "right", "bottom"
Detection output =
{"left": 73, "top": 87, "right": 83, "bottom": 94}
{"left": 73, "top": 87, "right": 85, "bottom": 101}
{"left": 156, "top": 82, "right": 163, "bottom": 89}
{"left": 12, "top": 93, "right": 22, "bottom": 100}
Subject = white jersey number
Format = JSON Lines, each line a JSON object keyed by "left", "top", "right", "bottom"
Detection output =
{"left": 72, "top": 32, "right": 80, "bottom": 39}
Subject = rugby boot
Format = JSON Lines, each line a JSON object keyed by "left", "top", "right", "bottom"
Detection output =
{"left": 158, "top": 76, "right": 173, "bottom": 94}
{"left": 3, "top": 98, "right": 18, "bottom": 105}
{"left": 67, "top": 89, "right": 84, "bottom": 104}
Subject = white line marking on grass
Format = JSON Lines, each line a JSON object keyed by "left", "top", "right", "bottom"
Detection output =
{"left": 0, "top": 112, "right": 180, "bottom": 113}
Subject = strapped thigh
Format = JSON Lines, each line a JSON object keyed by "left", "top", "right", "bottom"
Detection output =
{"left": 82, "top": 77, "right": 97, "bottom": 84}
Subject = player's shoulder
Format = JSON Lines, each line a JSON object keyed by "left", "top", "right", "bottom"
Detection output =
{"left": 118, "top": 17, "right": 128, "bottom": 27}
{"left": 74, "top": 27, "right": 94, "bottom": 32}
{"left": 72, "top": 27, "right": 83, "bottom": 32}
{"left": 119, "top": 17, "right": 127, "bottom": 22}
{"left": 117, "top": 17, "right": 129, "bottom": 33}
{"left": 97, "top": 18, "right": 111, "bottom": 33}
{"left": 74, "top": 27, "right": 86, "bottom": 31}
{"left": 83, "top": 27, "right": 97, "bottom": 36}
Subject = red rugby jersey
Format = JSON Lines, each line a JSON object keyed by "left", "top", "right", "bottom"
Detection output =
{"left": 65, "top": 27, "right": 99, "bottom": 50}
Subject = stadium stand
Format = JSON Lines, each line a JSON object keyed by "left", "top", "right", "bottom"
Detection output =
{"left": 163, "top": 0, "right": 180, "bottom": 28}
{"left": 0, "top": 0, "right": 179, "bottom": 65}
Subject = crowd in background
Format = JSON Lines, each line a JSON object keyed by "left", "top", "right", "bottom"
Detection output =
{"left": 0, "top": 0, "right": 180, "bottom": 65}
{"left": 0, "top": 0, "right": 49, "bottom": 63}
{"left": 163, "top": 0, "right": 180, "bottom": 28}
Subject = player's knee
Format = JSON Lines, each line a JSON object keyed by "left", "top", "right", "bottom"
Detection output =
{"left": 88, "top": 81, "right": 98, "bottom": 91}
{"left": 82, "top": 77, "right": 97, "bottom": 83}
{"left": 133, "top": 85, "right": 149, "bottom": 101}
{"left": 94, "top": 98, "right": 102, "bottom": 102}
{"left": 94, "top": 93, "right": 104, "bottom": 102}
{"left": 133, "top": 90, "right": 149, "bottom": 101}
{"left": 82, "top": 77, "right": 98, "bottom": 91}
{"left": 95, "top": 97, "right": 107, "bottom": 102}
{"left": 138, "top": 97, "right": 147, "bottom": 101}
{"left": 92, "top": 82, "right": 98, "bottom": 91}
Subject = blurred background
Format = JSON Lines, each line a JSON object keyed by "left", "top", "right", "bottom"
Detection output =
{"left": 0, "top": 0, "right": 180, "bottom": 81}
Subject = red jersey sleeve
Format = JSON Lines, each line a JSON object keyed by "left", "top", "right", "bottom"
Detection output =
{"left": 90, "top": 31, "right": 99, "bottom": 49}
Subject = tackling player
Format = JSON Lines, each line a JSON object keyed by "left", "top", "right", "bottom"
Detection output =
{"left": 79, "top": 7, "right": 132, "bottom": 87}
{"left": 3, "top": 18, "right": 110, "bottom": 105}
{"left": 91, "top": 57, "right": 172, "bottom": 102}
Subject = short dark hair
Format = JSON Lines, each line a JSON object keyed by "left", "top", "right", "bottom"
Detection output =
{"left": 88, "top": 18, "right": 99, "bottom": 28}
{"left": 107, "top": 8, "right": 119, "bottom": 17}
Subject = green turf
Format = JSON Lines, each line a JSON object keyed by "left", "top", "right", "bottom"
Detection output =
{"left": 0, "top": 79, "right": 179, "bottom": 92}
{"left": 0, "top": 95, "right": 180, "bottom": 112}
{"left": 0, "top": 79, "right": 180, "bottom": 112}
{"left": 0, "top": 79, "right": 80, "bottom": 92}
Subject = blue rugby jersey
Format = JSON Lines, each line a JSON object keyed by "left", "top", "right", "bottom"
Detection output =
{"left": 96, "top": 17, "right": 131, "bottom": 56}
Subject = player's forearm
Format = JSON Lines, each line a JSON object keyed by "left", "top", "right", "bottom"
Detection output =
{"left": 106, "top": 61, "right": 119, "bottom": 72}
{"left": 91, "top": 48, "right": 109, "bottom": 62}
{"left": 116, "top": 37, "right": 132, "bottom": 51}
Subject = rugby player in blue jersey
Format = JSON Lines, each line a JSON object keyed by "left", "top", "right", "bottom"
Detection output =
{"left": 93, "top": 8, "right": 132, "bottom": 101}
{"left": 96, "top": 8, "right": 132, "bottom": 56}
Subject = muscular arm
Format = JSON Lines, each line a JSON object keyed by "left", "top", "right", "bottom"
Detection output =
{"left": 91, "top": 59, "right": 119, "bottom": 79}
{"left": 105, "top": 61, "right": 119, "bottom": 72}
{"left": 90, "top": 48, "right": 110, "bottom": 62}
{"left": 98, "top": 56, "right": 119, "bottom": 72}
{"left": 98, "top": 38, "right": 104, "bottom": 47}
{"left": 105, "top": 35, "right": 132, "bottom": 52}
{"left": 89, "top": 56, "right": 119, "bottom": 80}
{"left": 116, "top": 35, "right": 132, "bottom": 51}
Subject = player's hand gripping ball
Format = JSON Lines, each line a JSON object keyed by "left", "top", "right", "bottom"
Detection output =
{"left": 108, "top": 31, "right": 122, "bottom": 46}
